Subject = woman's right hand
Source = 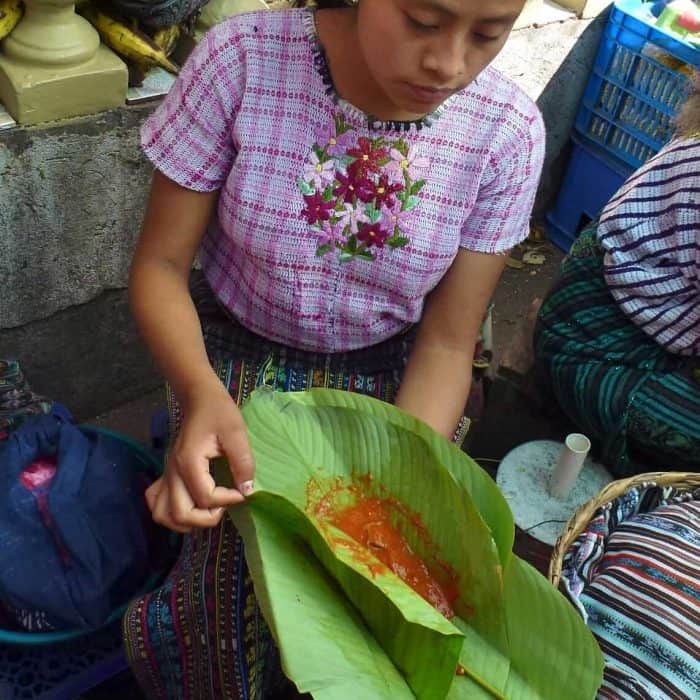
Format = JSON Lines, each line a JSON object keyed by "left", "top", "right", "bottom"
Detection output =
{"left": 145, "top": 378, "right": 255, "bottom": 533}
{"left": 130, "top": 173, "right": 255, "bottom": 533}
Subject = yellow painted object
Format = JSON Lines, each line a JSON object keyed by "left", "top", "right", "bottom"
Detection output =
{"left": 0, "top": 0, "right": 23, "bottom": 41}
{"left": 81, "top": 6, "right": 179, "bottom": 74}
{"left": 152, "top": 25, "right": 180, "bottom": 56}
{"left": 129, "top": 24, "right": 179, "bottom": 83}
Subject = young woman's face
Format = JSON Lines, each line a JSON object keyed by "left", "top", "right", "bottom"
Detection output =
{"left": 355, "top": 0, "right": 526, "bottom": 117}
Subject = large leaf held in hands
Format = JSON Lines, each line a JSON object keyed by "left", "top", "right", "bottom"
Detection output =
{"left": 214, "top": 388, "right": 603, "bottom": 699}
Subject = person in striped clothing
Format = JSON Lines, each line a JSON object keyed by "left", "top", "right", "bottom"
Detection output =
{"left": 534, "top": 75, "right": 700, "bottom": 476}
{"left": 562, "top": 485, "right": 700, "bottom": 699}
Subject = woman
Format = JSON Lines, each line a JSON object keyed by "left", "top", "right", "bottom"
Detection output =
{"left": 123, "top": 0, "right": 542, "bottom": 697}
{"left": 534, "top": 76, "right": 700, "bottom": 476}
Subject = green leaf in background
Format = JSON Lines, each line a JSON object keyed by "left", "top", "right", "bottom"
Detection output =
{"left": 412, "top": 179, "right": 426, "bottom": 195}
{"left": 388, "top": 235, "right": 411, "bottom": 249}
{"left": 403, "top": 195, "right": 421, "bottom": 212}
{"left": 365, "top": 202, "right": 382, "bottom": 224}
{"left": 500, "top": 556, "right": 604, "bottom": 699}
{"left": 284, "top": 390, "right": 514, "bottom": 567}
{"left": 394, "top": 139, "right": 409, "bottom": 157}
{"left": 217, "top": 389, "right": 507, "bottom": 698}
{"left": 214, "top": 389, "right": 603, "bottom": 700}
{"left": 335, "top": 115, "right": 351, "bottom": 135}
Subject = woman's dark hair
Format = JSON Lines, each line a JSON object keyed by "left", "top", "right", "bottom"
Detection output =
{"left": 676, "top": 71, "right": 700, "bottom": 137}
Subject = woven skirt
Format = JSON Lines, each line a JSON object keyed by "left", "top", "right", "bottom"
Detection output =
{"left": 122, "top": 275, "right": 472, "bottom": 699}
{"left": 534, "top": 225, "right": 700, "bottom": 477}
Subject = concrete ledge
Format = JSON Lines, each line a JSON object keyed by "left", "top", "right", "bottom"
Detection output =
{"left": 0, "top": 104, "right": 161, "bottom": 416}
{"left": 515, "top": 0, "right": 577, "bottom": 30}
{"left": 556, "top": 0, "right": 613, "bottom": 19}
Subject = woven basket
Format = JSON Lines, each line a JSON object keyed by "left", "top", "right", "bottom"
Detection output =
{"left": 549, "top": 471, "right": 700, "bottom": 588}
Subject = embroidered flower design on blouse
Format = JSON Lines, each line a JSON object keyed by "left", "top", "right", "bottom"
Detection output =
{"left": 299, "top": 115, "right": 429, "bottom": 262}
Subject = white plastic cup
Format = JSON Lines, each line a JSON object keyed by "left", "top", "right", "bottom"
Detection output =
{"left": 549, "top": 433, "right": 591, "bottom": 499}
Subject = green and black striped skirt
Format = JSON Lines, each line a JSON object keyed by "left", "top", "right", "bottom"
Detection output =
{"left": 534, "top": 224, "right": 700, "bottom": 477}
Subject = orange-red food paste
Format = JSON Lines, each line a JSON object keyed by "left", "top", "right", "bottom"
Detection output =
{"left": 329, "top": 495, "right": 457, "bottom": 619}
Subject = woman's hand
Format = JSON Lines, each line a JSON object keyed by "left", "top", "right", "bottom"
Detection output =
{"left": 146, "top": 378, "right": 255, "bottom": 533}
{"left": 130, "top": 173, "right": 255, "bottom": 533}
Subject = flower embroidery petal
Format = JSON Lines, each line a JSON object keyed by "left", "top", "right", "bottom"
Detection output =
{"left": 405, "top": 145, "right": 430, "bottom": 180}
{"left": 315, "top": 220, "right": 346, "bottom": 249}
{"left": 337, "top": 202, "right": 368, "bottom": 235}
{"left": 302, "top": 191, "right": 335, "bottom": 225}
{"left": 357, "top": 221, "right": 391, "bottom": 249}
{"left": 380, "top": 202, "right": 415, "bottom": 238}
{"left": 300, "top": 116, "right": 429, "bottom": 262}
{"left": 387, "top": 144, "right": 431, "bottom": 183}
{"left": 327, "top": 129, "right": 356, "bottom": 158}
{"left": 333, "top": 170, "right": 357, "bottom": 202}
{"left": 355, "top": 177, "right": 377, "bottom": 204}
{"left": 303, "top": 152, "right": 336, "bottom": 190}
{"left": 347, "top": 138, "right": 388, "bottom": 175}
{"left": 374, "top": 174, "right": 404, "bottom": 210}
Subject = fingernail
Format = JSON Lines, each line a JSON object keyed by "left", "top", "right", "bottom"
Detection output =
{"left": 240, "top": 480, "right": 255, "bottom": 497}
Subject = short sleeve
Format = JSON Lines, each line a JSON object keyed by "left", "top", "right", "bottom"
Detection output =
{"left": 140, "top": 22, "right": 245, "bottom": 192}
{"left": 460, "top": 104, "right": 545, "bottom": 254}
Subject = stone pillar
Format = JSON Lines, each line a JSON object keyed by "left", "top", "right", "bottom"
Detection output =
{"left": 0, "top": 0, "right": 127, "bottom": 125}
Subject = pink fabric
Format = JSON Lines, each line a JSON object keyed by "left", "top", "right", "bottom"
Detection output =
{"left": 142, "top": 8, "right": 545, "bottom": 352}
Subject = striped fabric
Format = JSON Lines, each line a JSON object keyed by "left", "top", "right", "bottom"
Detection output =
{"left": 534, "top": 225, "right": 700, "bottom": 475}
{"left": 598, "top": 137, "right": 700, "bottom": 356}
{"left": 561, "top": 486, "right": 700, "bottom": 700}
{"left": 122, "top": 333, "right": 406, "bottom": 700}
{"left": 122, "top": 276, "right": 473, "bottom": 698}
{"left": 141, "top": 7, "right": 545, "bottom": 353}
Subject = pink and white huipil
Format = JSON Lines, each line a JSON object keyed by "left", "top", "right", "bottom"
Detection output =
{"left": 142, "top": 8, "right": 545, "bottom": 352}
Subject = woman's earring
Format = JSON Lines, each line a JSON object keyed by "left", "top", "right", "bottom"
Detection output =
{"left": 345, "top": 0, "right": 358, "bottom": 5}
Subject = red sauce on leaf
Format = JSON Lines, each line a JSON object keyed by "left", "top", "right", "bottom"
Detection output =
{"left": 309, "top": 478, "right": 458, "bottom": 619}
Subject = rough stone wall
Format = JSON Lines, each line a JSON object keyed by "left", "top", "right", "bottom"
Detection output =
{"left": 1, "top": 106, "right": 153, "bottom": 327}
{"left": 0, "top": 106, "right": 158, "bottom": 418}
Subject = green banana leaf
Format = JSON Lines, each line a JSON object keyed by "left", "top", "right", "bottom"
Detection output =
{"left": 214, "top": 388, "right": 603, "bottom": 699}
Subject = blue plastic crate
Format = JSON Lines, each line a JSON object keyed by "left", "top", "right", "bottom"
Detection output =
{"left": 575, "top": 0, "right": 699, "bottom": 170}
{"left": 546, "top": 134, "right": 633, "bottom": 252}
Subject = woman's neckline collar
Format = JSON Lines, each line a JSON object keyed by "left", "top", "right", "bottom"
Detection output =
{"left": 302, "top": 8, "right": 456, "bottom": 132}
